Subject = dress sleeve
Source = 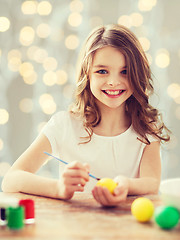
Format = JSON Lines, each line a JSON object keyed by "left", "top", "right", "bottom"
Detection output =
{"left": 41, "top": 111, "right": 66, "bottom": 156}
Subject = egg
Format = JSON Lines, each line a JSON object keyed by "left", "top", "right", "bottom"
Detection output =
{"left": 154, "top": 206, "right": 180, "bottom": 229}
{"left": 96, "top": 178, "right": 117, "bottom": 194}
{"left": 131, "top": 197, "right": 154, "bottom": 222}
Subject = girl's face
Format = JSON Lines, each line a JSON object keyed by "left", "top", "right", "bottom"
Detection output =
{"left": 89, "top": 46, "right": 133, "bottom": 111}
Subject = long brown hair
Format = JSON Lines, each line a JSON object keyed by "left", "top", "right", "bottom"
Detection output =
{"left": 69, "top": 24, "right": 170, "bottom": 144}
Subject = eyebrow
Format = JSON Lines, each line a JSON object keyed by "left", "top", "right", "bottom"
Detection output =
{"left": 93, "top": 64, "right": 127, "bottom": 69}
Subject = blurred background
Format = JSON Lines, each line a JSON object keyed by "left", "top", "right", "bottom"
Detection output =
{"left": 0, "top": 0, "right": 180, "bottom": 190}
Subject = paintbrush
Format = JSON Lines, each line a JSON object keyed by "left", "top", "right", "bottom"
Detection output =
{"left": 44, "top": 152, "right": 100, "bottom": 181}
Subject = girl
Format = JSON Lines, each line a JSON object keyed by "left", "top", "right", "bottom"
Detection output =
{"left": 2, "top": 24, "right": 170, "bottom": 206}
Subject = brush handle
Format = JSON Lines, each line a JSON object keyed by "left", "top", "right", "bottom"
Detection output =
{"left": 44, "top": 152, "right": 100, "bottom": 181}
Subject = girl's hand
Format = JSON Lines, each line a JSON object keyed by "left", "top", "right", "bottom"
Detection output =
{"left": 57, "top": 161, "right": 90, "bottom": 200}
{"left": 92, "top": 176, "right": 129, "bottom": 207}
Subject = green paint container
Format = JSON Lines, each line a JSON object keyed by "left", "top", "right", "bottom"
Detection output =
{"left": 7, "top": 206, "right": 24, "bottom": 230}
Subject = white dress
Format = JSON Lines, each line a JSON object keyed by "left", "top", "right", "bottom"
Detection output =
{"left": 42, "top": 111, "right": 158, "bottom": 192}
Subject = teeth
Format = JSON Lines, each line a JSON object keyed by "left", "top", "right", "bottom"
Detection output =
{"left": 105, "top": 90, "right": 123, "bottom": 95}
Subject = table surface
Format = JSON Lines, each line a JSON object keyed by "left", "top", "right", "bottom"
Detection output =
{"left": 0, "top": 192, "right": 179, "bottom": 240}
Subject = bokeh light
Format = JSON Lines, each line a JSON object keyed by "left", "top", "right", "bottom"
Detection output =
{"left": 70, "top": 0, "right": 84, "bottom": 12}
{"left": 19, "top": 98, "right": 33, "bottom": 113}
{"left": 21, "top": 1, "right": 38, "bottom": 15}
{"left": 167, "top": 83, "right": 180, "bottom": 99}
{"left": 130, "top": 13, "right": 143, "bottom": 27}
{"left": 138, "top": 0, "right": 157, "bottom": 11}
{"left": 0, "top": 17, "right": 10, "bottom": 32}
{"left": 118, "top": 15, "right": 132, "bottom": 28}
{"left": 8, "top": 49, "right": 22, "bottom": 71}
{"left": 39, "top": 94, "right": 57, "bottom": 114}
{"left": 155, "top": 49, "right": 170, "bottom": 68}
{"left": 27, "top": 46, "right": 48, "bottom": 63}
{"left": 19, "top": 26, "right": 35, "bottom": 46}
{"left": 43, "top": 57, "right": 57, "bottom": 71}
{"left": 0, "top": 109, "right": 9, "bottom": 125}
{"left": 56, "top": 70, "right": 68, "bottom": 85}
{"left": 37, "top": 1, "right": 52, "bottom": 16}
{"left": 43, "top": 71, "right": 57, "bottom": 86}
{"left": 65, "top": 35, "right": 79, "bottom": 49}
{"left": 36, "top": 23, "right": 51, "bottom": 38}
{"left": 19, "top": 62, "right": 34, "bottom": 78}
{"left": 68, "top": 12, "right": 82, "bottom": 27}
{"left": 23, "top": 71, "right": 37, "bottom": 85}
{"left": 138, "top": 37, "right": 150, "bottom": 52}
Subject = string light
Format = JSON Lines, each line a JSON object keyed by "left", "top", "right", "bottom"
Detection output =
{"left": 23, "top": 71, "right": 37, "bottom": 85}
{"left": 43, "top": 71, "right": 57, "bottom": 86}
{"left": 19, "top": 98, "right": 33, "bottom": 113}
{"left": 19, "top": 62, "right": 34, "bottom": 78}
{"left": 68, "top": 12, "right": 82, "bottom": 27}
{"left": 70, "top": 0, "right": 84, "bottom": 12}
{"left": 36, "top": 23, "right": 51, "bottom": 38}
{"left": 56, "top": 70, "right": 68, "bottom": 85}
{"left": 39, "top": 94, "right": 56, "bottom": 114}
{"left": 65, "top": 35, "right": 79, "bottom": 49}
{"left": 0, "top": 109, "right": 9, "bottom": 125}
{"left": 138, "top": 37, "right": 150, "bottom": 52}
{"left": 37, "top": 1, "right": 52, "bottom": 16}
{"left": 130, "top": 13, "right": 143, "bottom": 27}
{"left": 118, "top": 15, "right": 132, "bottom": 28}
{"left": 155, "top": 49, "right": 170, "bottom": 68}
{"left": 43, "top": 57, "right": 57, "bottom": 71}
{"left": 138, "top": 0, "right": 157, "bottom": 12}
{"left": 21, "top": 1, "right": 38, "bottom": 15}
{"left": 0, "top": 17, "right": 10, "bottom": 32}
{"left": 19, "top": 26, "right": 35, "bottom": 46}
{"left": 167, "top": 83, "right": 180, "bottom": 99}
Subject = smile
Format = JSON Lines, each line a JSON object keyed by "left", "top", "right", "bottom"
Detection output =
{"left": 102, "top": 90, "right": 125, "bottom": 97}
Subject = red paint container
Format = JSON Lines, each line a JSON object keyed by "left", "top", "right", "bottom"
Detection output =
{"left": 19, "top": 199, "right": 35, "bottom": 224}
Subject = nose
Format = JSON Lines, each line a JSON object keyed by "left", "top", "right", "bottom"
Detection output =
{"left": 107, "top": 74, "right": 121, "bottom": 87}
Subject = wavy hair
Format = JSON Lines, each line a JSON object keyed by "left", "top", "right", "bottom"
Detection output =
{"left": 69, "top": 24, "right": 170, "bottom": 144}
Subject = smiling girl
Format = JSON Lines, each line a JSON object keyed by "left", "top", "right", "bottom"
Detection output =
{"left": 2, "top": 24, "right": 170, "bottom": 206}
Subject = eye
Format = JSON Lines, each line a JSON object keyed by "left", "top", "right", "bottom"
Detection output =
{"left": 96, "top": 69, "right": 108, "bottom": 74}
{"left": 121, "top": 69, "right": 127, "bottom": 75}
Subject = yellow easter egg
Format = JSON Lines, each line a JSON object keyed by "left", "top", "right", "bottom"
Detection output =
{"left": 96, "top": 178, "right": 117, "bottom": 194}
{"left": 131, "top": 197, "right": 154, "bottom": 222}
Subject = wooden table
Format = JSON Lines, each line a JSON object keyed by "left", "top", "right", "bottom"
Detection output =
{"left": 0, "top": 192, "right": 179, "bottom": 240}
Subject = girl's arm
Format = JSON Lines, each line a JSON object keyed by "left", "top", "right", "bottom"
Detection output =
{"left": 128, "top": 141, "right": 161, "bottom": 195}
{"left": 1, "top": 133, "right": 89, "bottom": 199}
{"left": 92, "top": 141, "right": 161, "bottom": 206}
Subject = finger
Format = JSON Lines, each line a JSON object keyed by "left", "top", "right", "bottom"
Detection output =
{"left": 66, "top": 176, "right": 87, "bottom": 187}
{"left": 92, "top": 186, "right": 101, "bottom": 203}
{"left": 68, "top": 161, "right": 87, "bottom": 170}
{"left": 95, "top": 186, "right": 110, "bottom": 206}
{"left": 63, "top": 168, "right": 89, "bottom": 181}
{"left": 83, "top": 163, "right": 90, "bottom": 173}
{"left": 66, "top": 184, "right": 85, "bottom": 193}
